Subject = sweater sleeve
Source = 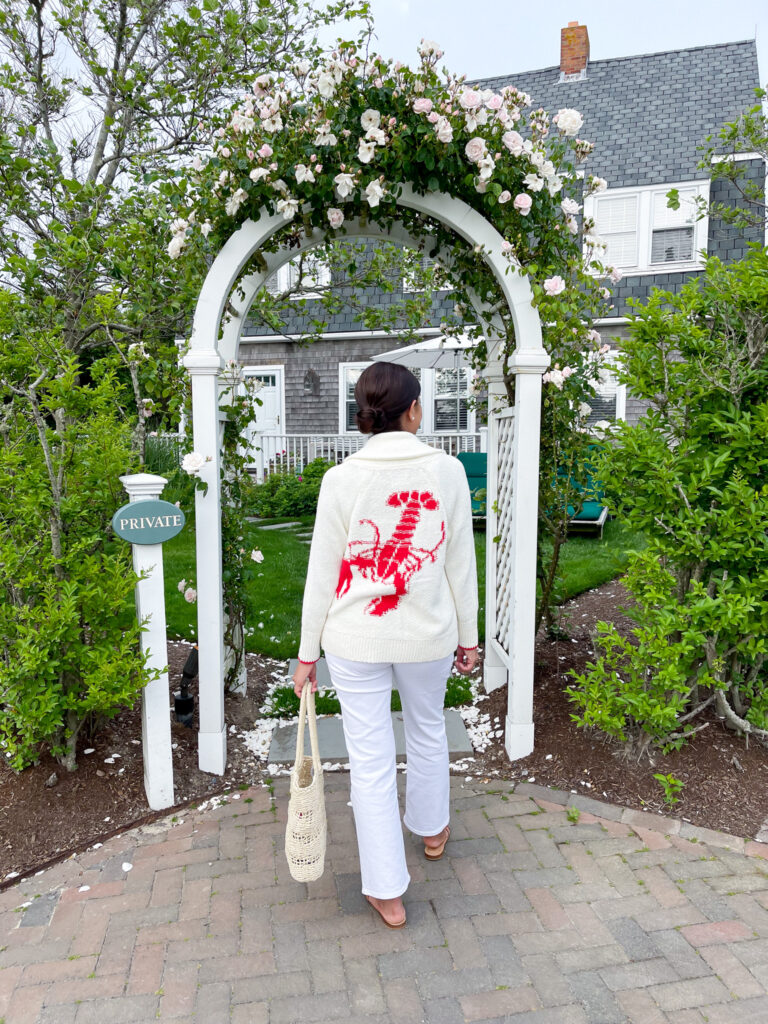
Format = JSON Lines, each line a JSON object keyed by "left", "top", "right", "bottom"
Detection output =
{"left": 443, "top": 461, "right": 479, "bottom": 649}
{"left": 298, "top": 470, "right": 348, "bottom": 663}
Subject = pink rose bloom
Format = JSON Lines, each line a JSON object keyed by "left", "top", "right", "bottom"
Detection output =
{"left": 427, "top": 111, "right": 440, "bottom": 123}
{"left": 459, "top": 89, "right": 481, "bottom": 110}
{"left": 316, "top": 164, "right": 322, "bottom": 173}
{"left": 220, "top": 147, "right": 231, "bottom": 158}
{"left": 561, "top": 366, "right": 575, "bottom": 378}
{"left": 609, "top": 267, "right": 623, "bottom": 284}
{"left": 485, "top": 93, "right": 503, "bottom": 111}
{"left": 543, "top": 276, "right": 566, "bottom": 296}
{"left": 502, "top": 131, "right": 524, "bottom": 156}
{"left": 498, "top": 190, "right": 511, "bottom": 204}
{"left": 327, "top": 208, "right": 344, "bottom": 229}
{"left": 464, "top": 137, "right": 486, "bottom": 164}
{"left": 434, "top": 117, "right": 453, "bottom": 143}
{"left": 374, "top": 77, "right": 383, "bottom": 87}
{"left": 247, "top": 149, "right": 255, "bottom": 160}
{"left": 413, "top": 98, "right": 433, "bottom": 114}
{"left": 601, "top": 287, "right": 611, "bottom": 299}
{"left": 513, "top": 193, "right": 532, "bottom": 216}
{"left": 258, "top": 144, "right": 273, "bottom": 159}
{"left": 501, "top": 240, "right": 513, "bottom": 254}
{"left": 310, "top": 154, "right": 317, "bottom": 162}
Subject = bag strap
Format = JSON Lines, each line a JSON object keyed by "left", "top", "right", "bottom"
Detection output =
{"left": 295, "top": 683, "right": 322, "bottom": 774}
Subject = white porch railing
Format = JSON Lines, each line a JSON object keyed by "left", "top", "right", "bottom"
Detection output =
{"left": 248, "top": 431, "right": 486, "bottom": 482}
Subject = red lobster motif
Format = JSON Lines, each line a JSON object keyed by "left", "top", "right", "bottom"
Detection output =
{"left": 336, "top": 490, "right": 446, "bottom": 616}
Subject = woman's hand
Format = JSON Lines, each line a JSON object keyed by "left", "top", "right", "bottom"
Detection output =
{"left": 293, "top": 660, "right": 318, "bottom": 698}
{"left": 454, "top": 646, "right": 478, "bottom": 676}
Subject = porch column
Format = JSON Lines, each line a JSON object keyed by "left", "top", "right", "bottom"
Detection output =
{"left": 184, "top": 348, "right": 227, "bottom": 775}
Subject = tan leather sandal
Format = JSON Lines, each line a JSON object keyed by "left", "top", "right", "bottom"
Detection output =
{"left": 424, "top": 825, "right": 450, "bottom": 861}
{"left": 365, "top": 895, "right": 407, "bottom": 929}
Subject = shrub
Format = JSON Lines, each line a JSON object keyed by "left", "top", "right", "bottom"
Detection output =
{"left": 249, "top": 458, "right": 334, "bottom": 518}
{"left": 567, "top": 250, "right": 768, "bottom": 758}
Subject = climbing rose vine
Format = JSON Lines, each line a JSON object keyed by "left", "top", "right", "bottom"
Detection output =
{"left": 170, "top": 37, "right": 621, "bottom": 632}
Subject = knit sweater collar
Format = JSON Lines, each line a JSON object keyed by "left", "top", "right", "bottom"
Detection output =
{"left": 347, "top": 430, "right": 438, "bottom": 463}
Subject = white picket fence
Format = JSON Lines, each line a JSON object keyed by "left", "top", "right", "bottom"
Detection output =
{"left": 248, "top": 432, "right": 486, "bottom": 482}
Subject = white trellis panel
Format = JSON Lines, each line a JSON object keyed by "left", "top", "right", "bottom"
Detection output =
{"left": 492, "top": 409, "right": 516, "bottom": 654}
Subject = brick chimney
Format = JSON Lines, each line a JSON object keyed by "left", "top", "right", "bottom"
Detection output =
{"left": 560, "top": 21, "right": 590, "bottom": 77}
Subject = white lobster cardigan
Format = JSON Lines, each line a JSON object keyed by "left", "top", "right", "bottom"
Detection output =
{"left": 298, "top": 431, "right": 479, "bottom": 664}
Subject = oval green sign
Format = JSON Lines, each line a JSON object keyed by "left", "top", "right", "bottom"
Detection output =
{"left": 112, "top": 499, "right": 185, "bottom": 545}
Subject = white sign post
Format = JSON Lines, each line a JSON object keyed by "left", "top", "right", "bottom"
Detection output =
{"left": 119, "top": 472, "right": 175, "bottom": 810}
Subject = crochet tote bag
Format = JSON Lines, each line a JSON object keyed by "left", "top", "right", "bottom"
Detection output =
{"left": 285, "top": 683, "right": 326, "bottom": 882}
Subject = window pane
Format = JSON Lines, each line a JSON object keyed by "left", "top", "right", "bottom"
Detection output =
{"left": 651, "top": 227, "right": 694, "bottom": 264}
{"left": 346, "top": 401, "right": 358, "bottom": 431}
{"left": 434, "top": 399, "right": 459, "bottom": 430}
{"left": 594, "top": 194, "right": 639, "bottom": 268}
{"left": 435, "top": 367, "right": 468, "bottom": 396}
{"left": 596, "top": 194, "right": 638, "bottom": 233}
{"left": 652, "top": 189, "right": 696, "bottom": 229}
{"left": 345, "top": 367, "right": 363, "bottom": 401}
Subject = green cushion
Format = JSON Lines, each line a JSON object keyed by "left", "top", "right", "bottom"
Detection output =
{"left": 569, "top": 501, "right": 606, "bottom": 522}
{"left": 457, "top": 453, "right": 487, "bottom": 513}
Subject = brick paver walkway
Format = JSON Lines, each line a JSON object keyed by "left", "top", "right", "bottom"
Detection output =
{"left": 2, "top": 775, "right": 768, "bottom": 1024}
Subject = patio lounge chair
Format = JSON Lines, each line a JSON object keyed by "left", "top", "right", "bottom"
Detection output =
{"left": 456, "top": 452, "right": 487, "bottom": 518}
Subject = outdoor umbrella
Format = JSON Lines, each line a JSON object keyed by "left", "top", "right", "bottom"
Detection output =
{"left": 372, "top": 334, "right": 476, "bottom": 370}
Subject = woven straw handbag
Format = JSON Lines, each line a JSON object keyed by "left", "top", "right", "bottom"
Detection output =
{"left": 284, "top": 683, "right": 327, "bottom": 882}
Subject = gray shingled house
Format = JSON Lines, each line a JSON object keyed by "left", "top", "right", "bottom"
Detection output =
{"left": 238, "top": 24, "right": 763, "bottom": 476}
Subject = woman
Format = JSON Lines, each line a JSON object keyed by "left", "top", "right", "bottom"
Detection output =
{"left": 292, "top": 361, "right": 478, "bottom": 929}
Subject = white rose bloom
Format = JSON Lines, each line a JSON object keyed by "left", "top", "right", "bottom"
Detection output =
{"left": 555, "top": 107, "right": 584, "bottom": 137}
{"left": 434, "top": 116, "right": 453, "bottom": 143}
{"left": 529, "top": 149, "right": 545, "bottom": 169}
{"left": 167, "top": 235, "right": 186, "bottom": 259}
{"left": 316, "top": 72, "right": 336, "bottom": 98}
{"left": 364, "top": 180, "right": 386, "bottom": 207}
{"left": 588, "top": 176, "right": 608, "bottom": 194}
{"left": 250, "top": 549, "right": 265, "bottom": 563}
{"left": 561, "top": 197, "right": 581, "bottom": 216}
{"left": 295, "top": 164, "right": 316, "bottom": 184}
{"left": 360, "top": 108, "right": 381, "bottom": 131}
{"left": 334, "top": 172, "right": 355, "bottom": 199}
{"left": 547, "top": 176, "right": 563, "bottom": 196}
{"left": 277, "top": 197, "right": 300, "bottom": 220}
{"left": 224, "top": 186, "right": 246, "bottom": 217}
{"left": 358, "top": 139, "right": 376, "bottom": 164}
{"left": 170, "top": 218, "right": 188, "bottom": 235}
{"left": 365, "top": 126, "right": 388, "bottom": 146}
{"left": 578, "top": 403, "right": 593, "bottom": 419}
{"left": 541, "top": 161, "right": 556, "bottom": 179}
{"left": 182, "top": 451, "right": 206, "bottom": 475}
{"left": 314, "top": 123, "right": 337, "bottom": 147}
{"left": 477, "top": 155, "right": 495, "bottom": 181}
{"left": 200, "top": 220, "right": 212, "bottom": 238}
{"left": 295, "top": 59, "right": 311, "bottom": 76}
{"left": 249, "top": 167, "right": 269, "bottom": 182}
{"left": 522, "top": 173, "right": 544, "bottom": 192}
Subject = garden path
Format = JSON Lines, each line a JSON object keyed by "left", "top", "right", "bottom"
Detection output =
{"left": 1, "top": 776, "right": 768, "bottom": 1023}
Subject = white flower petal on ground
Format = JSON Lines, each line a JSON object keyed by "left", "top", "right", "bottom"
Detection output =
{"left": 122, "top": 863, "right": 133, "bottom": 872}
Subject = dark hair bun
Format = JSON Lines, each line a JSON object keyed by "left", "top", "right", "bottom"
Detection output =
{"left": 354, "top": 363, "right": 421, "bottom": 435}
{"left": 356, "top": 405, "right": 386, "bottom": 433}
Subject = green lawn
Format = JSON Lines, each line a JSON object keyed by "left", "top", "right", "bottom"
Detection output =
{"left": 161, "top": 515, "right": 644, "bottom": 659}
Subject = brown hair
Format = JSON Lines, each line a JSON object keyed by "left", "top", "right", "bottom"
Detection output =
{"left": 354, "top": 362, "right": 421, "bottom": 435}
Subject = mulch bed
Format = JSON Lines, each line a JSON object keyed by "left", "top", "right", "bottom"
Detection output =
{"left": 2, "top": 580, "right": 766, "bottom": 887}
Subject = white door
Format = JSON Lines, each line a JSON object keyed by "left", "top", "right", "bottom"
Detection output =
{"left": 250, "top": 372, "right": 281, "bottom": 433}
{"left": 243, "top": 368, "right": 284, "bottom": 479}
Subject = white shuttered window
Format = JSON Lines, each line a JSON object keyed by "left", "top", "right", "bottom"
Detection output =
{"left": 586, "top": 181, "right": 709, "bottom": 275}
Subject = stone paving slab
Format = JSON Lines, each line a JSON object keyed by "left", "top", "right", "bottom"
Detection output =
{"left": 1, "top": 776, "right": 767, "bottom": 1023}
{"left": 268, "top": 709, "right": 473, "bottom": 763}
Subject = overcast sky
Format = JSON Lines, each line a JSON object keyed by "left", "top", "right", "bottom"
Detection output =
{"left": 360, "top": 0, "right": 767, "bottom": 83}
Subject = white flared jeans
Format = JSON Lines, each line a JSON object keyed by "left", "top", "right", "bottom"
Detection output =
{"left": 325, "top": 652, "right": 454, "bottom": 900}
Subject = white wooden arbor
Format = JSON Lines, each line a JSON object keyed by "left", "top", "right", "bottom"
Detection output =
{"left": 184, "top": 184, "right": 550, "bottom": 775}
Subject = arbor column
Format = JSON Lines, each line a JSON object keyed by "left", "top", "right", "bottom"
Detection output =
{"left": 184, "top": 349, "right": 227, "bottom": 775}
{"left": 504, "top": 349, "right": 550, "bottom": 759}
